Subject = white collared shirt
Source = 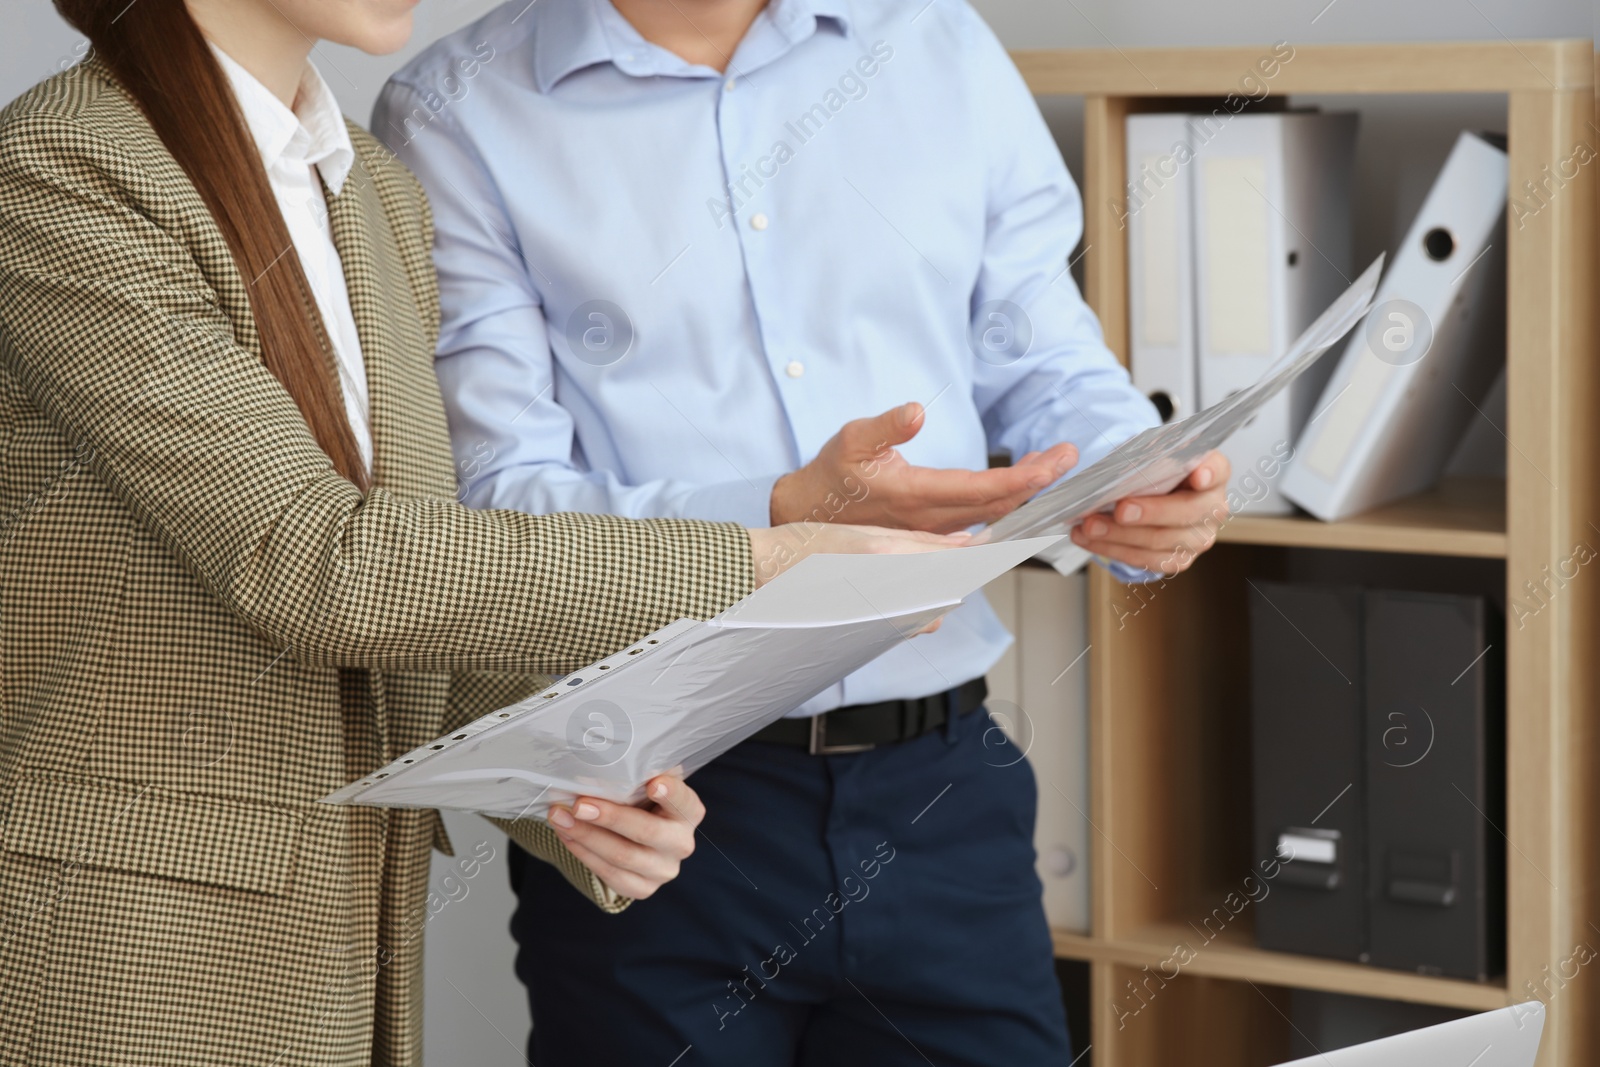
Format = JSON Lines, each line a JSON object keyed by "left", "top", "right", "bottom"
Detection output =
{"left": 212, "top": 45, "right": 373, "bottom": 472}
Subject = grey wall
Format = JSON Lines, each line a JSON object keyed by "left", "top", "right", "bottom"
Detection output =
{"left": 2, "top": 1, "right": 1588, "bottom": 1064}
{"left": 6, "top": 0, "right": 1589, "bottom": 123}
{"left": 2, "top": 1, "right": 511, "bottom": 121}
{"left": 418, "top": 811, "right": 530, "bottom": 1067}
{"left": 976, "top": 0, "right": 1587, "bottom": 49}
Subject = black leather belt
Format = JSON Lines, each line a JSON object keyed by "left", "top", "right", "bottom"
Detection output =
{"left": 751, "top": 678, "right": 989, "bottom": 755}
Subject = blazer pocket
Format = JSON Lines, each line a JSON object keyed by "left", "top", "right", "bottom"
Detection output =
{"left": 2, "top": 772, "right": 306, "bottom": 896}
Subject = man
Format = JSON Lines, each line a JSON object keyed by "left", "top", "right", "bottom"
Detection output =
{"left": 378, "top": 0, "right": 1228, "bottom": 1062}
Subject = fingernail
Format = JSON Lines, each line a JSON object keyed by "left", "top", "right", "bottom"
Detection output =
{"left": 1122, "top": 504, "right": 1142, "bottom": 522}
{"left": 1088, "top": 519, "right": 1107, "bottom": 537}
{"left": 575, "top": 802, "right": 600, "bottom": 820}
{"left": 550, "top": 807, "right": 575, "bottom": 829}
{"left": 1195, "top": 468, "right": 1213, "bottom": 488}
{"left": 901, "top": 402, "right": 919, "bottom": 422}
{"left": 651, "top": 782, "right": 669, "bottom": 800}
{"left": 1029, "top": 473, "right": 1052, "bottom": 489}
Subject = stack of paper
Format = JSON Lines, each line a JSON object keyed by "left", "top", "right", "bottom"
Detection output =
{"left": 322, "top": 537, "right": 1056, "bottom": 818}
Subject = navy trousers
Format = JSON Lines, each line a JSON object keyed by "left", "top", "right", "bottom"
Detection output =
{"left": 507, "top": 703, "right": 1075, "bottom": 1066}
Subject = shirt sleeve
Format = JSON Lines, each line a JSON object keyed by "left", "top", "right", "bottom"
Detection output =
{"left": 960, "top": 13, "right": 1163, "bottom": 584}
{"left": 372, "top": 78, "right": 779, "bottom": 528}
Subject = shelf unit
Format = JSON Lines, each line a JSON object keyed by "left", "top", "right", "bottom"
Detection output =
{"left": 1013, "top": 40, "right": 1598, "bottom": 1066}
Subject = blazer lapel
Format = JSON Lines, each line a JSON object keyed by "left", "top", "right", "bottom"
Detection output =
{"left": 321, "top": 159, "right": 455, "bottom": 503}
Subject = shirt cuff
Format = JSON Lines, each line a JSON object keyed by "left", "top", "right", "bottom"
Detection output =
{"left": 1104, "top": 559, "right": 1164, "bottom": 584}
{"left": 681, "top": 473, "right": 782, "bottom": 527}
{"left": 1021, "top": 540, "right": 1162, "bottom": 584}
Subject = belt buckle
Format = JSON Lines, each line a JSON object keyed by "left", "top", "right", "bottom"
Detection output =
{"left": 808, "top": 713, "right": 875, "bottom": 756}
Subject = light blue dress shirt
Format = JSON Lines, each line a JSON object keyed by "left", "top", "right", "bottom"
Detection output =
{"left": 377, "top": 0, "right": 1160, "bottom": 715}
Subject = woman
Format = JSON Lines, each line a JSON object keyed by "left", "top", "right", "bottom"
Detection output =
{"left": 0, "top": 1, "right": 953, "bottom": 1063}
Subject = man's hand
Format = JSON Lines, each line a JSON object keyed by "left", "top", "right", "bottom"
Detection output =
{"left": 1069, "top": 450, "right": 1232, "bottom": 575}
{"left": 771, "top": 402, "right": 1077, "bottom": 534}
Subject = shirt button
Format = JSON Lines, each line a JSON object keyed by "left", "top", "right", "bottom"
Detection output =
{"left": 750, "top": 213, "right": 769, "bottom": 231}
{"left": 725, "top": 77, "right": 737, "bottom": 91}
{"left": 785, "top": 360, "right": 805, "bottom": 379}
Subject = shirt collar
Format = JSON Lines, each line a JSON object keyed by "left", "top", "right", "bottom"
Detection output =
{"left": 533, "top": 0, "right": 851, "bottom": 93}
{"left": 770, "top": 0, "right": 853, "bottom": 41}
{"left": 533, "top": 0, "right": 620, "bottom": 93}
{"left": 210, "top": 44, "right": 355, "bottom": 194}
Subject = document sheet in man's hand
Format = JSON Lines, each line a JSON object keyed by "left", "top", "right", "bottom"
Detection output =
{"left": 976, "top": 255, "right": 1384, "bottom": 547}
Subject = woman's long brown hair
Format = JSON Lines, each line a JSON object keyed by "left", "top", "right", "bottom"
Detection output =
{"left": 54, "top": 0, "right": 371, "bottom": 490}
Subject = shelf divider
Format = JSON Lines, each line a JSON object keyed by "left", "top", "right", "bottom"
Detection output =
{"left": 1218, "top": 476, "right": 1507, "bottom": 558}
{"left": 1053, "top": 923, "right": 1510, "bottom": 1013}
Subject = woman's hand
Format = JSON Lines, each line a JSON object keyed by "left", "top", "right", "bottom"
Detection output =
{"left": 548, "top": 774, "right": 704, "bottom": 899}
{"left": 747, "top": 523, "right": 967, "bottom": 587}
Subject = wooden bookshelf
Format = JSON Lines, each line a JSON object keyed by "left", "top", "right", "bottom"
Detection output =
{"left": 1015, "top": 41, "right": 1599, "bottom": 1067}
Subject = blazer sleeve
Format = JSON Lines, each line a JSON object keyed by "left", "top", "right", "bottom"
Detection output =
{"left": 0, "top": 113, "right": 753, "bottom": 674}
{"left": 492, "top": 815, "right": 632, "bottom": 913}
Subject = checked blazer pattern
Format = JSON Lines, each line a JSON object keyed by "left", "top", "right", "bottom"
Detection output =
{"left": 0, "top": 57, "right": 753, "bottom": 1066}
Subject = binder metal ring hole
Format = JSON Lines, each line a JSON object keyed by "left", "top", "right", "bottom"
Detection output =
{"left": 403, "top": 759, "right": 414, "bottom": 763}
{"left": 430, "top": 745, "right": 444, "bottom": 750}
{"left": 1423, "top": 227, "right": 1454, "bottom": 261}
{"left": 1148, "top": 391, "right": 1176, "bottom": 422}
{"left": 452, "top": 734, "right": 466, "bottom": 740}
{"left": 498, "top": 712, "right": 511, "bottom": 717}
{"left": 1287, "top": 251, "right": 1299, "bottom": 267}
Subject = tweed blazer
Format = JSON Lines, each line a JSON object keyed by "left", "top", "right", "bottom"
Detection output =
{"left": 0, "top": 57, "right": 753, "bottom": 1067}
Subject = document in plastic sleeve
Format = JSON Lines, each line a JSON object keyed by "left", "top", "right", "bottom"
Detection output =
{"left": 321, "top": 536, "right": 1058, "bottom": 819}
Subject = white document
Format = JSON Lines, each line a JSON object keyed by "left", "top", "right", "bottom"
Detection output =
{"left": 1192, "top": 112, "right": 1357, "bottom": 514}
{"left": 1126, "top": 113, "right": 1199, "bottom": 424}
{"left": 322, "top": 537, "right": 1058, "bottom": 819}
{"left": 986, "top": 566, "right": 1092, "bottom": 933}
{"left": 1283, "top": 130, "right": 1508, "bottom": 521}
{"left": 1021, "top": 569, "right": 1091, "bottom": 933}
{"left": 976, "top": 255, "right": 1383, "bottom": 546}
